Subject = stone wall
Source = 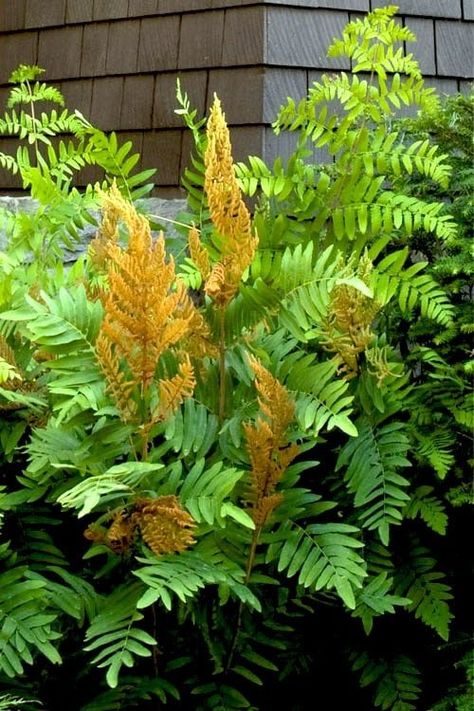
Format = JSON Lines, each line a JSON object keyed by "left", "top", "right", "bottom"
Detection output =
{"left": 0, "top": 195, "right": 187, "bottom": 255}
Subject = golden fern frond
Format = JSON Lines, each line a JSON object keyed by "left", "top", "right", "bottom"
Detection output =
{"left": 321, "top": 253, "right": 380, "bottom": 377}
{"left": 175, "top": 287, "right": 218, "bottom": 358}
{"left": 155, "top": 356, "right": 196, "bottom": 421}
{"left": 0, "top": 336, "right": 22, "bottom": 389}
{"left": 96, "top": 189, "right": 196, "bottom": 401}
{"left": 95, "top": 332, "right": 137, "bottom": 422}
{"left": 203, "top": 96, "right": 258, "bottom": 306}
{"left": 248, "top": 355, "right": 295, "bottom": 444}
{"left": 188, "top": 224, "right": 211, "bottom": 280}
{"left": 133, "top": 495, "right": 196, "bottom": 556}
{"left": 89, "top": 182, "right": 123, "bottom": 269}
{"left": 243, "top": 358, "right": 298, "bottom": 526}
{"left": 366, "top": 345, "right": 402, "bottom": 384}
{"left": 204, "top": 262, "right": 230, "bottom": 306}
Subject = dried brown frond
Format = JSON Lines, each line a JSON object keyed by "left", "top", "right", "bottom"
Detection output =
{"left": 106, "top": 509, "right": 137, "bottom": 553}
{"left": 154, "top": 355, "right": 196, "bottom": 421}
{"left": 132, "top": 495, "right": 196, "bottom": 556}
{"left": 84, "top": 509, "right": 136, "bottom": 555}
{"left": 320, "top": 253, "right": 380, "bottom": 378}
{"left": 243, "top": 358, "right": 298, "bottom": 526}
{"left": 203, "top": 96, "right": 258, "bottom": 306}
{"left": 188, "top": 224, "right": 211, "bottom": 280}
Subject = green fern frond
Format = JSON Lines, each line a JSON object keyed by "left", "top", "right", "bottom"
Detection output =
{"left": 395, "top": 543, "right": 453, "bottom": 640}
{"left": 404, "top": 486, "right": 448, "bottom": 535}
{"left": 2, "top": 285, "right": 103, "bottom": 355}
{"left": 134, "top": 548, "right": 259, "bottom": 612}
{"left": 277, "top": 351, "right": 356, "bottom": 437}
{"left": 84, "top": 583, "right": 156, "bottom": 689}
{"left": 190, "top": 681, "right": 253, "bottom": 710}
{"left": 179, "top": 459, "right": 250, "bottom": 527}
{"left": 81, "top": 675, "right": 180, "bottom": 710}
{"left": 57, "top": 461, "right": 165, "bottom": 517}
{"left": 0, "top": 566, "right": 62, "bottom": 678}
{"left": 352, "top": 573, "right": 410, "bottom": 634}
{"left": 160, "top": 399, "right": 219, "bottom": 460}
{"left": 352, "top": 651, "right": 422, "bottom": 711}
{"left": 83, "top": 129, "right": 155, "bottom": 200}
{"left": 0, "top": 696, "right": 38, "bottom": 709}
{"left": 414, "top": 430, "right": 455, "bottom": 480}
{"left": 337, "top": 418, "right": 411, "bottom": 544}
{"left": 0, "top": 153, "right": 19, "bottom": 174}
{"left": 269, "top": 521, "right": 366, "bottom": 609}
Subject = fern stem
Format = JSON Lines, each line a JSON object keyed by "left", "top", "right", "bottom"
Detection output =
{"left": 151, "top": 602, "right": 160, "bottom": 678}
{"left": 218, "top": 308, "right": 226, "bottom": 423}
{"left": 26, "top": 79, "right": 40, "bottom": 167}
{"left": 225, "top": 523, "right": 262, "bottom": 672}
{"left": 148, "top": 213, "right": 199, "bottom": 232}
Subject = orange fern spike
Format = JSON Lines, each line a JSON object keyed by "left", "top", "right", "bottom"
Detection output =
{"left": 95, "top": 332, "right": 137, "bottom": 422}
{"left": 247, "top": 355, "right": 295, "bottom": 445}
{"left": 203, "top": 96, "right": 258, "bottom": 306}
{"left": 155, "top": 355, "right": 196, "bottom": 421}
{"left": 95, "top": 189, "right": 199, "bottom": 422}
{"left": 243, "top": 358, "right": 298, "bottom": 526}
{"left": 132, "top": 495, "right": 196, "bottom": 556}
{"left": 188, "top": 224, "right": 211, "bottom": 281}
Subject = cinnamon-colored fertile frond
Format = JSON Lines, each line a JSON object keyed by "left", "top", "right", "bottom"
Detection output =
{"left": 244, "top": 358, "right": 298, "bottom": 527}
{"left": 88, "top": 182, "right": 124, "bottom": 269}
{"left": 94, "top": 189, "right": 198, "bottom": 420}
{"left": 95, "top": 332, "right": 137, "bottom": 422}
{"left": 320, "top": 253, "right": 380, "bottom": 378}
{"left": 247, "top": 355, "right": 295, "bottom": 443}
{"left": 203, "top": 96, "right": 258, "bottom": 306}
{"left": 188, "top": 224, "right": 211, "bottom": 281}
{"left": 84, "top": 509, "right": 136, "bottom": 555}
{"left": 154, "top": 355, "right": 196, "bottom": 421}
{"left": 0, "top": 335, "right": 22, "bottom": 389}
{"left": 132, "top": 495, "right": 196, "bottom": 556}
{"left": 173, "top": 282, "right": 218, "bottom": 358}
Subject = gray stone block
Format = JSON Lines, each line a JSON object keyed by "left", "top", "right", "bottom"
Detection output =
{"left": 0, "top": 197, "right": 187, "bottom": 255}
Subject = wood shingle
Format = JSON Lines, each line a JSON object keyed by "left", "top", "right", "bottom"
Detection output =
{"left": 0, "top": 0, "right": 472, "bottom": 194}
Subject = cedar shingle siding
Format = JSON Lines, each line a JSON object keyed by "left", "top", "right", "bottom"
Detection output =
{"left": 0, "top": 0, "right": 472, "bottom": 195}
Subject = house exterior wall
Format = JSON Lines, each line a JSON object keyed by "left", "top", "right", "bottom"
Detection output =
{"left": 0, "top": 0, "right": 472, "bottom": 195}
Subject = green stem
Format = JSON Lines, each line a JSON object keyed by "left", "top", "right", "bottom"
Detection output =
{"left": 26, "top": 79, "right": 40, "bottom": 167}
{"left": 225, "top": 522, "right": 263, "bottom": 672}
{"left": 218, "top": 308, "right": 226, "bottom": 423}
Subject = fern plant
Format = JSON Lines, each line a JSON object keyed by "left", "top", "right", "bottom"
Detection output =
{"left": 0, "top": 7, "right": 471, "bottom": 710}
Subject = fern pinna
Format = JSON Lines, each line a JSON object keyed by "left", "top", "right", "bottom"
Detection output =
{"left": 0, "top": 5, "right": 471, "bottom": 710}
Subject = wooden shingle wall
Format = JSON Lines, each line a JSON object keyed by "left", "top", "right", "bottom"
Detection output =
{"left": 0, "top": 0, "right": 472, "bottom": 195}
